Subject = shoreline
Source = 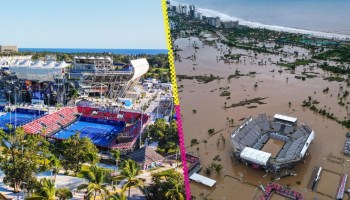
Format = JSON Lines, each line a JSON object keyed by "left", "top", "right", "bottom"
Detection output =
{"left": 172, "top": 0, "right": 350, "bottom": 40}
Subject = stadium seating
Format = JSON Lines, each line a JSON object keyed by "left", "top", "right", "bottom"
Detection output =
{"left": 23, "top": 107, "right": 77, "bottom": 135}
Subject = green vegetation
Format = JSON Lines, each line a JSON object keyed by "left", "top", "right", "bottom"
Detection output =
{"left": 302, "top": 98, "right": 350, "bottom": 128}
{"left": 114, "top": 160, "right": 144, "bottom": 199}
{"left": 177, "top": 74, "right": 222, "bottom": 83}
{"left": 191, "top": 139, "right": 199, "bottom": 146}
{"left": 143, "top": 119, "right": 179, "bottom": 154}
{"left": 228, "top": 69, "right": 245, "bottom": 79}
{"left": 54, "top": 132, "right": 99, "bottom": 175}
{"left": 317, "top": 62, "right": 350, "bottom": 74}
{"left": 323, "top": 76, "right": 345, "bottom": 82}
{"left": 78, "top": 165, "right": 109, "bottom": 199}
{"left": 278, "top": 59, "right": 315, "bottom": 70}
{"left": 225, "top": 97, "right": 267, "bottom": 109}
{"left": 0, "top": 127, "right": 101, "bottom": 198}
{"left": 142, "top": 169, "right": 185, "bottom": 200}
{"left": 203, "top": 163, "right": 223, "bottom": 176}
{"left": 208, "top": 128, "right": 215, "bottom": 135}
{"left": 111, "top": 149, "right": 121, "bottom": 171}
{"left": 55, "top": 188, "right": 73, "bottom": 200}
{"left": 0, "top": 127, "right": 51, "bottom": 193}
{"left": 220, "top": 90, "right": 231, "bottom": 97}
{"left": 313, "top": 46, "right": 350, "bottom": 63}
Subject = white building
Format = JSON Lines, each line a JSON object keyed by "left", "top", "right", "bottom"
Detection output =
{"left": 9, "top": 60, "right": 69, "bottom": 82}
{"left": 222, "top": 20, "right": 239, "bottom": 29}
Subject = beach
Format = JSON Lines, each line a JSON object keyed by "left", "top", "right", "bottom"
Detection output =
{"left": 172, "top": 0, "right": 350, "bottom": 40}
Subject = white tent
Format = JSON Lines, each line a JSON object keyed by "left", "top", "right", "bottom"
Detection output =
{"left": 300, "top": 130, "right": 315, "bottom": 157}
{"left": 9, "top": 61, "right": 69, "bottom": 82}
{"left": 273, "top": 114, "right": 297, "bottom": 123}
{"left": 240, "top": 147, "right": 271, "bottom": 166}
{"left": 189, "top": 173, "right": 216, "bottom": 187}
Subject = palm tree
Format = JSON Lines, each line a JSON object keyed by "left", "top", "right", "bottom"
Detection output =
{"left": 78, "top": 165, "right": 109, "bottom": 200}
{"left": 107, "top": 192, "right": 127, "bottom": 200}
{"left": 164, "top": 180, "right": 185, "bottom": 200}
{"left": 116, "top": 159, "right": 144, "bottom": 199}
{"left": 69, "top": 88, "right": 80, "bottom": 104}
{"left": 49, "top": 155, "right": 61, "bottom": 181}
{"left": 38, "top": 178, "right": 56, "bottom": 200}
{"left": 55, "top": 188, "right": 73, "bottom": 200}
{"left": 110, "top": 149, "right": 121, "bottom": 171}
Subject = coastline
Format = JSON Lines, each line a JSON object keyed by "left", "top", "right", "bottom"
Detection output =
{"left": 172, "top": 0, "right": 350, "bottom": 40}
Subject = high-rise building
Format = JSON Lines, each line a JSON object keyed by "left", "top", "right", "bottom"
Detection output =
{"left": 189, "top": 5, "right": 196, "bottom": 18}
{"left": 222, "top": 20, "right": 239, "bottom": 29}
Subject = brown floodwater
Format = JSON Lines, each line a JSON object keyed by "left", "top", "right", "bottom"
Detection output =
{"left": 174, "top": 37, "right": 350, "bottom": 200}
{"left": 261, "top": 138, "right": 285, "bottom": 158}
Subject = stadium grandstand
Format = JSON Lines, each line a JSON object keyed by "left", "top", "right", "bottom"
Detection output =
{"left": 231, "top": 113, "right": 315, "bottom": 173}
{"left": 0, "top": 56, "right": 149, "bottom": 106}
{"left": 1, "top": 104, "right": 149, "bottom": 152}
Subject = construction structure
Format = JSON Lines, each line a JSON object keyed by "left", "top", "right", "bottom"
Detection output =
{"left": 231, "top": 114, "right": 315, "bottom": 173}
{"left": 0, "top": 56, "right": 149, "bottom": 106}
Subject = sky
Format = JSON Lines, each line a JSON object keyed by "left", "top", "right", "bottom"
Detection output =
{"left": 0, "top": 0, "right": 167, "bottom": 49}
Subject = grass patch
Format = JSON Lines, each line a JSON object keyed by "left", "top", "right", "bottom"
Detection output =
{"left": 177, "top": 74, "right": 222, "bottom": 83}
{"left": 225, "top": 97, "right": 267, "bottom": 109}
{"left": 278, "top": 59, "right": 315, "bottom": 70}
{"left": 323, "top": 77, "right": 345, "bottom": 82}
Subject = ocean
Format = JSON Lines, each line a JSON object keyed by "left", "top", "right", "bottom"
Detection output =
{"left": 173, "top": 0, "right": 350, "bottom": 39}
{"left": 19, "top": 48, "right": 168, "bottom": 55}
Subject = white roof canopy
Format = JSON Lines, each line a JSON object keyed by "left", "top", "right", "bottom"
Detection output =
{"left": 130, "top": 58, "right": 149, "bottom": 81}
{"left": 189, "top": 173, "right": 216, "bottom": 187}
{"left": 274, "top": 114, "right": 297, "bottom": 123}
{"left": 240, "top": 147, "right": 271, "bottom": 166}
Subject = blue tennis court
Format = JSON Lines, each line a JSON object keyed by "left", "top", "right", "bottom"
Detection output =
{"left": 0, "top": 112, "right": 38, "bottom": 130}
{"left": 53, "top": 120, "right": 125, "bottom": 147}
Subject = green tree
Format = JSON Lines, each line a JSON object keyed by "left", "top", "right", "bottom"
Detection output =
{"left": 142, "top": 169, "right": 185, "bottom": 200}
{"left": 143, "top": 119, "right": 178, "bottom": 154}
{"left": 78, "top": 165, "right": 109, "bottom": 200}
{"left": 48, "top": 155, "right": 61, "bottom": 181}
{"left": 165, "top": 180, "right": 185, "bottom": 200}
{"left": 110, "top": 149, "right": 121, "bottom": 171}
{"left": 37, "top": 178, "right": 56, "bottom": 200}
{"left": 116, "top": 159, "right": 143, "bottom": 199}
{"left": 107, "top": 193, "right": 127, "bottom": 200}
{"left": 68, "top": 88, "right": 80, "bottom": 102}
{"left": 55, "top": 188, "right": 73, "bottom": 200}
{"left": 0, "top": 128, "right": 49, "bottom": 192}
{"left": 58, "top": 133, "right": 99, "bottom": 174}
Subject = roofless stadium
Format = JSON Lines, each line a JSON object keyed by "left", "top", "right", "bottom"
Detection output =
{"left": 0, "top": 56, "right": 155, "bottom": 153}
{"left": 231, "top": 114, "right": 315, "bottom": 173}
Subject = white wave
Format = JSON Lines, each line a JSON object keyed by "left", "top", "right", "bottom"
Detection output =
{"left": 170, "top": 1, "right": 350, "bottom": 40}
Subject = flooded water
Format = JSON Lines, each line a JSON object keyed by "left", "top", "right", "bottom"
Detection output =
{"left": 261, "top": 138, "right": 285, "bottom": 158}
{"left": 174, "top": 37, "right": 350, "bottom": 199}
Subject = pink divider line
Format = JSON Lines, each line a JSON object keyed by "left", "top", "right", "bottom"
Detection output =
{"left": 174, "top": 104, "right": 191, "bottom": 200}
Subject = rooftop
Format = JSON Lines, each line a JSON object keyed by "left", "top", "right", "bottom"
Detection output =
{"left": 126, "top": 146, "right": 164, "bottom": 165}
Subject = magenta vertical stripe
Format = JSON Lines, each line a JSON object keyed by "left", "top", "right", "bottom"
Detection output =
{"left": 174, "top": 104, "right": 191, "bottom": 199}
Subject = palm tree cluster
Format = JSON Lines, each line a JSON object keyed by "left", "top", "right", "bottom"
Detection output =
{"left": 142, "top": 169, "right": 185, "bottom": 200}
